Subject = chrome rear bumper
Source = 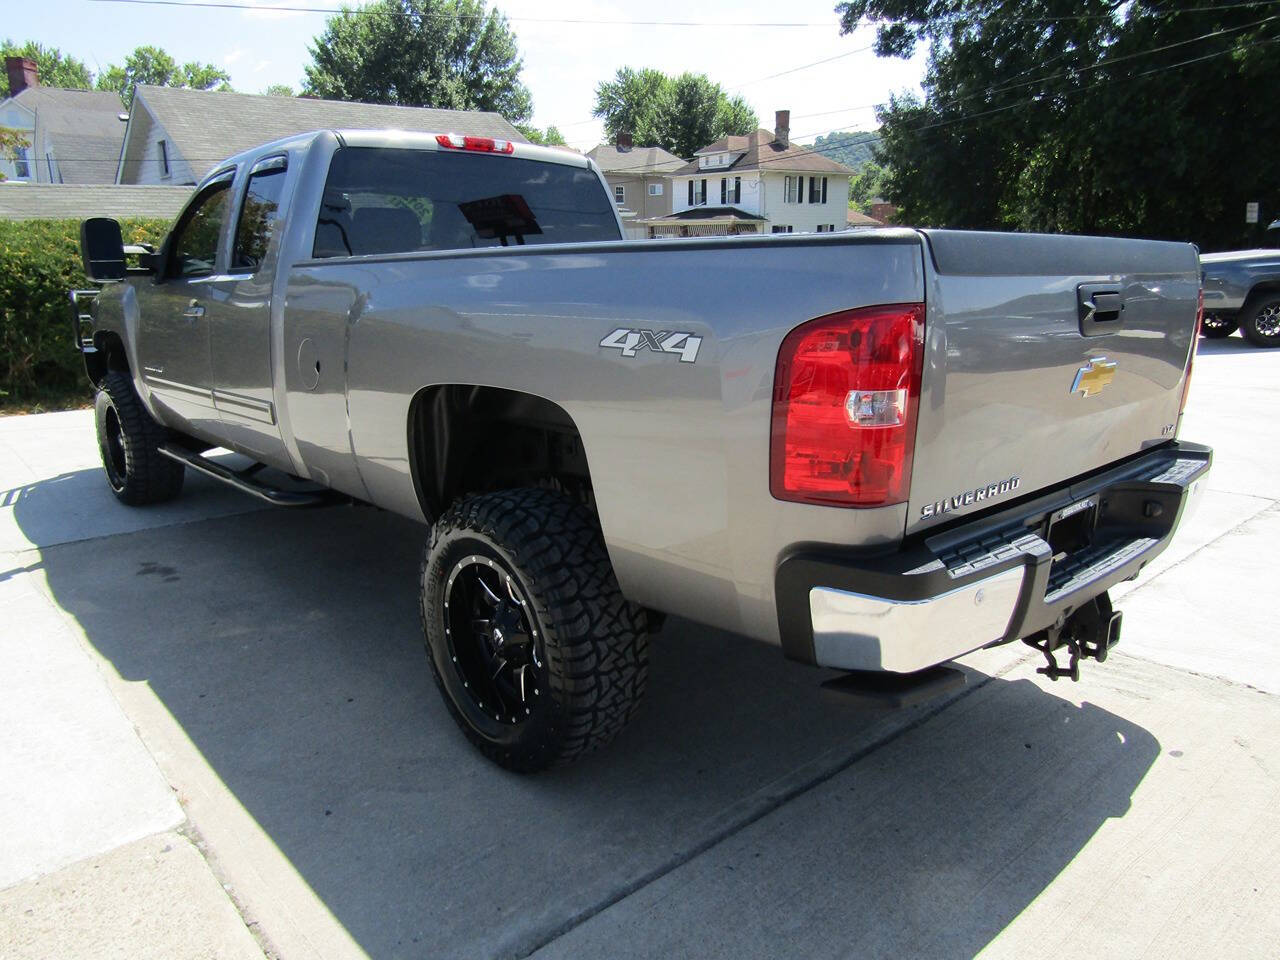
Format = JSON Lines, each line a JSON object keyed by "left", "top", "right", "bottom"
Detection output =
{"left": 776, "top": 441, "right": 1212, "bottom": 673}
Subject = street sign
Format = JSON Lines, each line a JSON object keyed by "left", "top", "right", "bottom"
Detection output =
{"left": 1246, "top": 202, "right": 1259, "bottom": 224}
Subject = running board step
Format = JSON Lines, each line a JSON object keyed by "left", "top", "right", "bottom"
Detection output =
{"left": 157, "top": 444, "right": 335, "bottom": 507}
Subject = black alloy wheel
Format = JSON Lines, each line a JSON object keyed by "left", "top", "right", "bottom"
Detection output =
{"left": 94, "top": 370, "right": 185, "bottom": 505}
{"left": 442, "top": 552, "right": 546, "bottom": 727}
{"left": 420, "top": 489, "right": 649, "bottom": 772}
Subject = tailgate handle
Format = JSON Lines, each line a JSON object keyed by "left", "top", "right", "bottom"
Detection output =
{"left": 1078, "top": 284, "right": 1125, "bottom": 336}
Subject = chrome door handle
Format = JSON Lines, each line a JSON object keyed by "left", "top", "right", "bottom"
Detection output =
{"left": 183, "top": 300, "right": 205, "bottom": 319}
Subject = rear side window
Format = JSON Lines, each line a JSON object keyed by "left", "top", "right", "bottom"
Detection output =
{"left": 233, "top": 157, "right": 288, "bottom": 272}
{"left": 312, "top": 146, "right": 619, "bottom": 258}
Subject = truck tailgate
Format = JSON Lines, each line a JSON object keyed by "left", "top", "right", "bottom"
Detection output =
{"left": 907, "top": 230, "right": 1199, "bottom": 534}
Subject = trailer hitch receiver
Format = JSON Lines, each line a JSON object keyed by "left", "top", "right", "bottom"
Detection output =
{"left": 1023, "top": 593, "right": 1122, "bottom": 682}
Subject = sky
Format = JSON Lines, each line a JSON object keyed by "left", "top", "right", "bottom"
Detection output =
{"left": 6, "top": 0, "right": 929, "bottom": 151}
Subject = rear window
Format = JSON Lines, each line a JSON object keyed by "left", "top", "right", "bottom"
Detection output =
{"left": 312, "top": 146, "right": 620, "bottom": 258}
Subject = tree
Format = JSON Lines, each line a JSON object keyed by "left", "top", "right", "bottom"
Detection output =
{"left": 96, "top": 45, "right": 232, "bottom": 107}
{"left": 835, "top": 0, "right": 1280, "bottom": 249}
{"left": 0, "top": 40, "right": 92, "bottom": 97}
{"left": 516, "top": 124, "right": 566, "bottom": 146}
{"left": 263, "top": 83, "right": 295, "bottom": 97}
{"left": 0, "top": 127, "right": 29, "bottom": 181}
{"left": 849, "top": 162, "right": 888, "bottom": 212}
{"left": 303, "top": 0, "right": 532, "bottom": 123}
{"left": 591, "top": 67, "right": 669, "bottom": 146}
{"left": 810, "top": 129, "right": 879, "bottom": 171}
{"left": 592, "top": 68, "right": 758, "bottom": 157}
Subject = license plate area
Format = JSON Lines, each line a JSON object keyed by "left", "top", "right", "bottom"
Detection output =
{"left": 1045, "top": 497, "right": 1098, "bottom": 566}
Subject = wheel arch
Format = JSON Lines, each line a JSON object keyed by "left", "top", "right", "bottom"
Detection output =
{"left": 406, "top": 384, "right": 597, "bottom": 523}
{"left": 86, "top": 330, "right": 130, "bottom": 387}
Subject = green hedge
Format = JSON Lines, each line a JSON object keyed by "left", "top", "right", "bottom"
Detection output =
{"left": 0, "top": 217, "right": 168, "bottom": 410}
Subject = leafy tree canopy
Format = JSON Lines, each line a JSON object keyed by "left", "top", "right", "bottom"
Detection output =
{"left": 849, "top": 161, "right": 889, "bottom": 212}
{"left": 262, "top": 83, "right": 296, "bottom": 97}
{"left": 96, "top": 45, "right": 232, "bottom": 107}
{"left": 516, "top": 124, "right": 566, "bottom": 146}
{"left": 811, "top": 129, "right": 879, "bottom": 172}
{"left": 303, "top": 0, "right": 533, "bottom": 123}
{"left": 1, "top": 40, "right": 92, "bottom": 97}
{"left": 835, "top": 0, "right": 1280, "bottom": 249}
{"left": 592, "top": 68, "right": 758, "bottom": 158}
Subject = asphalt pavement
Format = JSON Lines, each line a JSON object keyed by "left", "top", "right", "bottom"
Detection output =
{"left": 1, "top": 331, "right": 1277, "bottom": 959}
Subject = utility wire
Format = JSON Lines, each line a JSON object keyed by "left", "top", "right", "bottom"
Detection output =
{"left": 576, "top": 27, "right": 1280, "bottom": 176}
{"left": 81, "top": 0, "right": 1280, "bottom": 25}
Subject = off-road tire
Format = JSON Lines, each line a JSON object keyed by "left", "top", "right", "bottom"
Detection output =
{"left": 1240, "top": 294, "right": 1280, "bottom": 347}
{"left": 420, "top": 489, "right": 648, "bottom": 772}
{"left": 94, "top": 371, "right": 185, "bottom": 505}
{"left": 1199, "top": 312, "right": 1238, "bottom": 339}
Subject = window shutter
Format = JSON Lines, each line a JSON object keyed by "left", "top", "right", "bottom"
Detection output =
{"left": 721, "top": 178, "right": 727, "bottom": 204}
{"left": 688, "top": 180, "right": 693, "bottom": 205}
{"left": 734, "top": 177, "right": 741, "bottom": 203}
{"left": 822, "top": 177, "right": 828, "bottom": 203}
{"left": 798, "top": 177, "right": 804, "bottom": 203}
{"left": 701, "top": 179, "right": 707, "bottom": 204}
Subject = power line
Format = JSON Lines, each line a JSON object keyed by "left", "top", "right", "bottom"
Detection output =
{"left": 82, "top": 0, "right": 843, "bottom": 26}
{"left": 81, "top": 0, "right": 1280, "bottom": 25}
{"left": 775, "top": 12, "right": 1280, "bottom": 136}
{"left": 586, "top": 27, "right": 1280, "bottom": 176}
{"left": 42, "top": 24, "right": 1280, "bottom": 175}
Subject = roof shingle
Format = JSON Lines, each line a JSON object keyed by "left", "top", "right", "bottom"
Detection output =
{"left": 585, "top": 143, "right": 685, "bottom": 174}
{"left": 0, "top": 183, "right": 191, "bottom": 221}
{"left": 671, "top": 129, "right": 853, "bottom": 177}
{"left": 130, "top": 86, "right": 527, "bottom": 182}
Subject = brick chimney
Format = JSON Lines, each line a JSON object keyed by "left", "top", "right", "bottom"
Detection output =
{"left": 616, "top": 131, "right": 633, "bottom": 151}
{"left": 5, "top": 57, "right": 38, "bottom": 96}
{"left": 774, "top": 110, "right": 790, "bottom": 147}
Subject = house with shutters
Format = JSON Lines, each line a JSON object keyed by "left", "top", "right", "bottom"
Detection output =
{"left": 644, "top": 111, "right": 852, "bottom": 238}
{"left": 585, "top": 134, "right": 684, "bottom": 240}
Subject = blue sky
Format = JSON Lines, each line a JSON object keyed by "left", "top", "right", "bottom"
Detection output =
{"left": 7, "top": 0, "right": 928, "bottom": 150}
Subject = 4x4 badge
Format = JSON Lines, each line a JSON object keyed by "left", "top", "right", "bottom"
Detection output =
{"left": 600, "top": 328, "right": 702, "bottom": 364}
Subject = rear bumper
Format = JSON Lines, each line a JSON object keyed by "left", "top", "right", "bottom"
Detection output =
{"left": 776, "top": 440, "right": 1211, "bottom": 672}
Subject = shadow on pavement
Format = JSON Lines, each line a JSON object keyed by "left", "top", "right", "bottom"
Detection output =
{"left": 10, "top": 469, "right": 1161, "bottom": 959}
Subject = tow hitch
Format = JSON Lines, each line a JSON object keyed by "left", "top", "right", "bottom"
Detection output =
{"left": 1023, "top": 592, "right": 1123, "bottom": 682}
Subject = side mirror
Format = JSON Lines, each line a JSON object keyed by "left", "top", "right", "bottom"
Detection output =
{"left": 80, "top": 217, "right": 126, "bottom": 281}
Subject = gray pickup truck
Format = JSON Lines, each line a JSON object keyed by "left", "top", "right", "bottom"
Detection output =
{"left": 1199, "top": 242, "right": 1280, "bottom": 346}
{"left": 74, "top": 129, "right": 1210, "bottom": 771}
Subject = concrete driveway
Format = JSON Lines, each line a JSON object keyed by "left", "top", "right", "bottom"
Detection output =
{"left": 2, "top": 331, "right": 1278, "bottom": 959}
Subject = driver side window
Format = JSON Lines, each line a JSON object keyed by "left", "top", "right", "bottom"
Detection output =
{"left": 168, "top": 178, "right": 231, "bottom": 278}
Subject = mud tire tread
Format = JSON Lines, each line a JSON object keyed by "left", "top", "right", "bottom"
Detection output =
{"left": 420, "top": 488, "right": 648, "bottom": 772}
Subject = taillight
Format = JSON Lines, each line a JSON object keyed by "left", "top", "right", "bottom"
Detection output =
{"left": 435, "top": 134, "right": 516, "bottom": 154}
{"left": 1179, "top": 287, "right": 1202, "bottom": 416}
{"left": 770, "top": 303, "right": 925, "bottom": 507}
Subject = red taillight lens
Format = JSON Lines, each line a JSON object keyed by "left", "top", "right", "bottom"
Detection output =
{"left": 435, "top": 133, "right": 516, "bottom": 154}
{"left": 770, "top": 303, "right": 925, "bottom": 507}
{"left": 1180, "top": 287, "right": 1202, "bottom": 416}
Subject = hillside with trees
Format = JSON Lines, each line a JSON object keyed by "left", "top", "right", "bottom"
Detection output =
{"left": 809, "top": 129, "right": 880, "bottom": 173}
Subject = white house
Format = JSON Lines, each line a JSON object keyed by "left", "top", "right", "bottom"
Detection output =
{"left": 643, "top": 111, "right": 852, "bottom": 238}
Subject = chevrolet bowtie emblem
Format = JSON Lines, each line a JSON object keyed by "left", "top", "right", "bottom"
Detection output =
{"left": 1071, "top": 357, "right": 1117, "bottom": 398}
